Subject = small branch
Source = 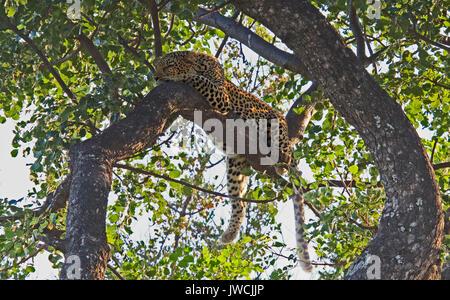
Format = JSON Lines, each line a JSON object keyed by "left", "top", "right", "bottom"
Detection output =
{"left": 113, "top": 163, "right": 282, "bottom": 204}
{"left": 214, "top": 10, "right": 240, "bottom": 58}
{"left": 0, "top": 11, "right": 77, "bottom": 103}
{"left": 304, "top": 200, "right": 321, "bottom": 218}
{"left": 117, "top": 33, "right": 156, "bottom": 73}
{"left": 107, "top": 263, "right": 125, "bottom": 280}
{"left": 145, "top": 0, "right": 163, "bottom": 57}
{"left": 163, "top": 13, "right": 175, "bottom": 37}
{"left": 430, "top": 138, "right": 438, "bottom": 164}
{"left": 286, "top": 81, "right": 321, "bottom": 144}
{"left": 425, "top": 77, "right": 450, "bottom": 90}
{"left": 303, "top": 179, "right": 383, "bottom": 192}
{"left": 39, "top": 44, "right": 82, "bottom": 70}
{"left": 80, "top": 11, "right": 155, "bottom": 73}
{"left": 412, "top": 29, "right": 450, "bottom": 52}
{"left": 0, "top": 175, "right": 71, "bottom": 224}
{"left": 362, "top": 45, "right": 389, "bottom": 67}
{"left": 77, "top": 32, "right": 112, "bottom": 74}
{"left": 206, "top": 157, "right": 226, "bottom": 168}
{"left": 0, "top": 243, "right": 47, "bottom": 273}
{"left": 66, "top": 121, "right": 101, "bottom": 135}
{"left": 433, "top": 161, "right": 450, "bottom": 170}
{"left": 348, "top": 216, "right": 378, "bottom": 233}
{"left": 38, "top": 232, "right": 67, "bottom": 252}
{"left": 348, "top": 1, "right": 366, "bottom": 60}
{"left": 196, "top": 1, "right": 232, "bottom": 19}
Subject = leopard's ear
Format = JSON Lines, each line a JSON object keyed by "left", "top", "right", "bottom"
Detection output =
{"left": 154, "top": 56, "right": 162, "bottom": 66}
{"left": 184, "top": 51, "right": 197, "bottom": 65}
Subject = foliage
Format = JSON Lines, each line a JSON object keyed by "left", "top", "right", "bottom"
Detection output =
{"left": 0, "top": 0, "right": 448, "bottom": 279}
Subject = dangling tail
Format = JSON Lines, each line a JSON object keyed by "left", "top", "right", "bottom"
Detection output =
{"left": 288, "top": 160, "right": 312, "bottom": 272}
{"left": 292, "top": 188, "right": 312, "bottom": 272}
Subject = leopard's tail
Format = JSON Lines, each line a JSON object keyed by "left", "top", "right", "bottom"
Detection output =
{"left": 287, "top": 159, "right": 312, "bottom": 272}
{"left": 292, "top": 189, "right": 313, "bottom": 272}
{"left": 220, "top": 155, "right": 248, "bottom": 244}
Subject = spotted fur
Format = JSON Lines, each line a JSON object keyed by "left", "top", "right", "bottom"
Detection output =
{"left": 154, "top": 51, "right": 312, "bottom": 271}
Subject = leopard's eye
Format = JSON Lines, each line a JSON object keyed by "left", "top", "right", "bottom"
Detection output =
{"left": 163, "top": 65, "right": 174, "bottom": 72}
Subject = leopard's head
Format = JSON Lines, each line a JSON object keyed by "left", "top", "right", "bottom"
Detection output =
{"left": 153, "top": 51, "right": 200, "bottom": 82}
{"left": 153, "top": 51, "right": 221, "bottom": 82}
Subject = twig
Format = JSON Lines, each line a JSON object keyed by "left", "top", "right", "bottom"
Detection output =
{"left": 163, "top": 13, "right": 175, "bottom": 38}
{"left": 113, "top": 163, "right": 283, "bottom": 204}
{"left": 81, "top": 11, "right": 155, "bottom": 73}
{"left": 304, "top": 200, "right": 321, "bottom": 218}
{"left": 412, "top": 29, "right": 450, "bottom": 52}
{"left": 430, "top": 138, "right": 438, "bottom": 164}
{"left": 107, "top": 263, "right": 125, "bottom": 280}
{"left": 0, "top": 12, "right": 78, "bottom": 103}
{"left": 206, "top": 157, "right": 225, "bottom": 168}
{"left": 77, "top": 32, "right": 112, "bottom": 74}
{"left": 196, "top": 2, "right": 232, "bottom": 19}
{"left": 0, "top": 243, "right": 47, "bottom": 273}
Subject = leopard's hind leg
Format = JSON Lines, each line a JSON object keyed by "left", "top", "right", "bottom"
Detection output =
{"left": 220, "top": 155, "right": 248, "bottom": 244}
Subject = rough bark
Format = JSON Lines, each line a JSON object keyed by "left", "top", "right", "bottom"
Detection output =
{"left": 229, "top": 0, "right": 443, "bottom": 279}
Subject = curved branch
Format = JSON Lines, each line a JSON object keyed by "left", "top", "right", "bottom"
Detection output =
{"left": 195, "top": 7, "right": 310, "bottom": 78}
{"left": 286, "top": 81, "right": 321, "bottom": 144}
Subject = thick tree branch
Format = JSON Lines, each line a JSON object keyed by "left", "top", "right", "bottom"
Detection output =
{"left": 194, "top": 7, "right": 310, "bottom": 78}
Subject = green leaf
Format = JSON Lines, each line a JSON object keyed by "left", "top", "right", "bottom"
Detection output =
{"left": 241, "top": 236, "right": 252, "bottom": 244}
{"left": 6, "top": 6, "right": 17, "bottom": 17}
{"left": 169, "top": 170, "right": 182, "bottom": 178}
{"left": 10, "top": 149, "right": 18, "bottom": 157}
{"left": 109, "top": 213, "right": 120, "bottom": 223}
{"left": 348, "top": 165, "right": 359, "bottom": 175}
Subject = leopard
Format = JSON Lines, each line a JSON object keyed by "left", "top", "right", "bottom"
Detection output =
{"left": 154, "top": 51, "right": 312, "bottom": 272}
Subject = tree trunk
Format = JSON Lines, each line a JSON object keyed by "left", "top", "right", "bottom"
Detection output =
{"left": 230, "top": 0, "right": 443, "bottom": 279}
{"left": 60, "top": 82, "right": 208, "bottom": 279}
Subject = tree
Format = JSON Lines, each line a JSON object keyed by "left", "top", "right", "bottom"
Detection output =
{"left": 0, "top": 0, "right": 448, "bottom": 280}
